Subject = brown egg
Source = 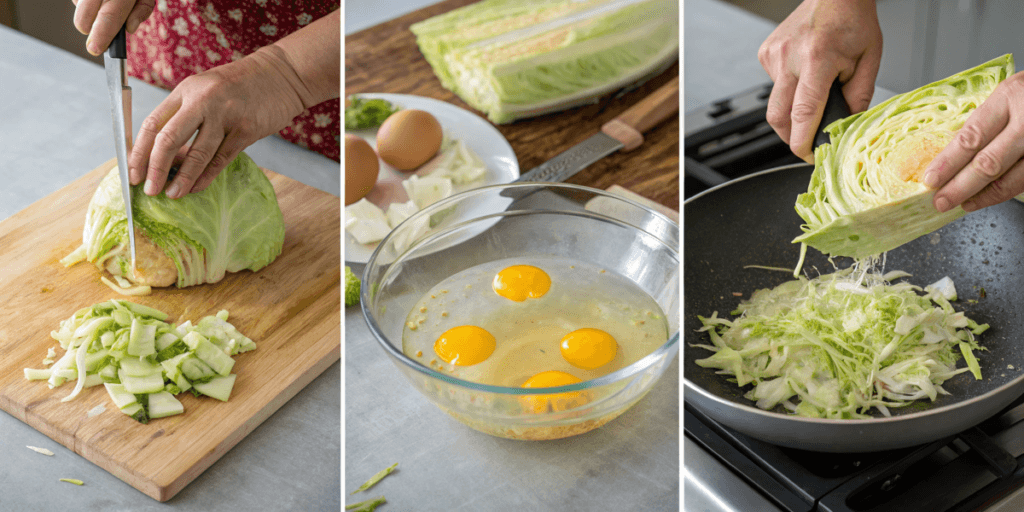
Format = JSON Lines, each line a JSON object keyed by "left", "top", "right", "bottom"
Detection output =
{"left": 345, "top": 134, "right": 380, "bottom": 206}
{"left": 376, "top": 109, "right": 443, "bottom": 171}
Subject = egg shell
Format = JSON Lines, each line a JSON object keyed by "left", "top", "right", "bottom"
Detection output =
{"left": 345, "top": 134, "right": 380, "bottom": 206}
{"left": 376, "top": 109, "right": 443, "bottom": 171}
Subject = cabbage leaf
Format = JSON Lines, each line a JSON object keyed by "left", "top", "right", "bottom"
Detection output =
{"left": 794, "top": 54, "right": 1015, "bottom": 258}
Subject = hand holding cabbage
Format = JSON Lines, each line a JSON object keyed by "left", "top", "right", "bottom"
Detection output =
{"left": 924, "top": 71, "right": 1024, "bottom": 213}
{"left": 793, "top": 54, "right": 1015, "bottom": 259}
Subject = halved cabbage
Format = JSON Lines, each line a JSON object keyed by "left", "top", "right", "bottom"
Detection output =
{"left": 411, "top": 0, "right": 678, "bottom": 124}
{"left": 794, "top": 54, "right": 1015, "bottom": 258}
{"left": 63, "top": 152, "right": 285, "bottom": 287}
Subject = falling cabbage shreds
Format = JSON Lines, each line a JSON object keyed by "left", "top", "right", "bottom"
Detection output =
{"left": 694, "top": 265, "right": 989, "bottom": 419}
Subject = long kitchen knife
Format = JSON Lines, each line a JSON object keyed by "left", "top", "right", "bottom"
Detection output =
{"left": 104, "top": 24, "right": 136, "bottom": 268}
{"left": 515, "top": 75, "right": 679, "bottom": 183}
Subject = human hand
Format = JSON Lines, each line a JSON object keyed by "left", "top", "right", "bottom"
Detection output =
{"left": 758, "top": 0, "right": 883, "bottom": 162}
{"left": 924, "top": 71, "right": 1024, "bottom": 213}
{"left": 128, "top": 46, "right": 316, "bottom": 198}
{"left": 72, "top": 0, "right": 155, "bottom": 55}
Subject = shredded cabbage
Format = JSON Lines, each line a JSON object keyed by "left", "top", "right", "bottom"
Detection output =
{"left": 694, "top": 264, "right": 988, "bottom": 419}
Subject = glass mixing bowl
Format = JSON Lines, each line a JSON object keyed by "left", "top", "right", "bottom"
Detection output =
{"left": 360, "top": 183, "right": 679, "bottom": 440}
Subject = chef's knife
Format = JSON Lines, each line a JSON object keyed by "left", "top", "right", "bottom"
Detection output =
{"left": 104, "top": 24, "right": 136, "bottom": 268}
{"left": 515, "top": 75, "right": 679, "bottom": 183}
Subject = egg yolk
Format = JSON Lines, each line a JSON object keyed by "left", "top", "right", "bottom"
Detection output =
{"left": 434, "top": 325, "right": 496, "bottom": 366}
{"left": 492, "top": 265, "right": 551, "bottom": 302}
{"left": 522, "top": 371, "right": 587, "bottom": 414}
{"left": 522, "top": 370, "right": 582, "bottom": 388}
{"left": 560, "top": 328, "right": 617, "bottom": 370}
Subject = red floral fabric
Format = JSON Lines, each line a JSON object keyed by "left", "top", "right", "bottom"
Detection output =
{"left": 127, "top": 0, "right": 340, "bottom": 161}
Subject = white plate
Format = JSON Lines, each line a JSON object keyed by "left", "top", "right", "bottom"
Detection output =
{"left": 345, "top": 93, "right": 520, "bottom": 264}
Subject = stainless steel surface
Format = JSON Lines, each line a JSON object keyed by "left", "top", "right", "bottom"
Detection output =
{"left": 683, "top": 436, "right": 782, "bottom": 512}
{"left": 0, "top": 23, "right": 339, "bottom": 510}
{"left": 515, "top": 132, "right": 623, "bottom": 183}
{"left": 104, "top": 51, "right": 136, "bottom": 268}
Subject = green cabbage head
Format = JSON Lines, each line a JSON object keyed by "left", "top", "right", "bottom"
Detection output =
{"left": 64, "top": 152, "right": 285, "bottom": 287}
{"left": 793, "top": 54, "right": 1014, "bottom": 258}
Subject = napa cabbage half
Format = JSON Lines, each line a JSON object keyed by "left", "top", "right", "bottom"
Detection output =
{"left": 411, "top": 0, "right": 678, "bottom": 123}
{"left": 63, "top": 152, "right": 285, "bottom": 287}
{"left": 794, "top": 54, "right": 1014, "bottom": 258}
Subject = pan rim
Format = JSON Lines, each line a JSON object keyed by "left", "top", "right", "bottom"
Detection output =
{"left": 684, "top": 164, "right": 1024, "bottom": 427}
{"left": 685, "top": 162, "right": 811, "bottom": 205}
{"left": 682, "top": 373, "right": 1024, "bottom": 426}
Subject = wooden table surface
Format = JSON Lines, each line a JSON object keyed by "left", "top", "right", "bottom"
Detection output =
{"left": 345, "top": 0, "right": 680, "bottom": 212}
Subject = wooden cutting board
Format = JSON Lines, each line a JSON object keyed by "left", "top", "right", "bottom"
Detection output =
{"left": 0, "top": 158, "right": 340, "bottom": 501}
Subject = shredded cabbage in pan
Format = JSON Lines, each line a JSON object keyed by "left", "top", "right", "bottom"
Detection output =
{"left": 694, "top": 261, "right": 989, "bottom": 419}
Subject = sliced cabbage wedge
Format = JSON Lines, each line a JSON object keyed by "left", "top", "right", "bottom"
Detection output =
{"left": 64, "top": 152, "right": 285, "bottom": 288}
{"left": 411, "top": 0, "right": 678, "bottom": 124}
{"left": 794, "top": 54, "right": 1015, "bottom": 258}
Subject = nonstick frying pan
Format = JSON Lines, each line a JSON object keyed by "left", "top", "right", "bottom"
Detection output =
{"left": 683, "top": 81, "right": 1024, "bottom": 453}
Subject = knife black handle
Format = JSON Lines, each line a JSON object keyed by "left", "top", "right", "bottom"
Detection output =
{"left": 108, "top": 23, "right": 127, "bottom": 59}
{"left": 812, "top": 78, "right": 852, "bottom": 150}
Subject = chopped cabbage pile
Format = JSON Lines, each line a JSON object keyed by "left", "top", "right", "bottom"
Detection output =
{"left": 24, "top": 300, "right": 256, "bottom": 423}
{"left": 694, "top": 265, "right": 988, "bottom": 419}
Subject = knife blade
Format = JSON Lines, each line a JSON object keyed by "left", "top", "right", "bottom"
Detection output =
{"left": 515, "top": 75, "right": 679, "bottom": 183}
{"left": 104, "top": 24, "right": 136, "bottom": 269}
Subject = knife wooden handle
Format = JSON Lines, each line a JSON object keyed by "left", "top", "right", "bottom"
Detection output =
{"left": 601, "top": 75, "right": 679, "bottom": 152}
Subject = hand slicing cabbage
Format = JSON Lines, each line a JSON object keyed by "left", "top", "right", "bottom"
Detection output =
{"left": 694, "top": 267, "right": 988, "bottom": 419}
{"left": 411, "top": 0, "right": 678, "bottom": 124}
{"left": 62, "top": 152, "right": 285, "bottom": 288}
{"left": 794, "top": 54, "right": 1015, "bottom": 258}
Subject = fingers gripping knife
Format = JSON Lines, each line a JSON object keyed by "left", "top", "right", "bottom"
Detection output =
{"left": 104, "top": 23, "right": 136, "bottom": 269}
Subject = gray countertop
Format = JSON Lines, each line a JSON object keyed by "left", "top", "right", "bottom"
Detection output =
{"left": 684, "top": 0, "right": 775, "bottom": 113}
{"left": 0, "top": 24, "right": 340, "bottom": 510}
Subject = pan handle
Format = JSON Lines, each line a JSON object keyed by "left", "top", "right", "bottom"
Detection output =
{"left": 812, "top": 78, "right": 852, "bottom": 151}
